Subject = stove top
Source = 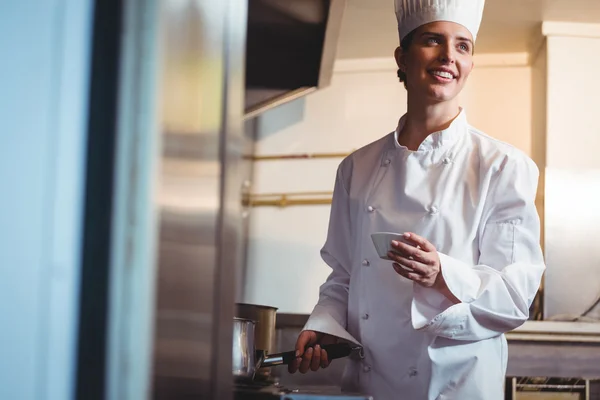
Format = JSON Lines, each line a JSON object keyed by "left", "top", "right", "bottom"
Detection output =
{"left": 233, "top": 381, "right": 373, "bottom": 400}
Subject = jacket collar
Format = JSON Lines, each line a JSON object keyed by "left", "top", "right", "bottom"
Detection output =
{"left": 393, "top": 108, "right": 467, "bottom": 152}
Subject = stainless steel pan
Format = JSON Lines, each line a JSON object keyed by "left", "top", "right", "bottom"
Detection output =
{"left": 232, "top": 317, "right": 358, "bottom": 381}
{"left": 234, "top": 303, "right": 277, "bottom": 380}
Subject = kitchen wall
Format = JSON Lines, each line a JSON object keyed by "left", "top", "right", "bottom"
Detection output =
{"left": 531, "top": 40, "right": 547, "bottom": 251}
{"left": 243, "top": 54, "right": 534, "bottom": 314}
{"left": 542, "top": 28, "right": 600, "bottom": 320}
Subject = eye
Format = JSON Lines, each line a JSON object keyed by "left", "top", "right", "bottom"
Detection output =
{"left": 458, "top": 43, "right": 470, "bottom": 52}
{"left": 427, "top": 37, "right": 440, "bottom": 45}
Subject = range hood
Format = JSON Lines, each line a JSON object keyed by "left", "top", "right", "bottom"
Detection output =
{"left": 244, "top": 0, "right": 346, "bottom": 119}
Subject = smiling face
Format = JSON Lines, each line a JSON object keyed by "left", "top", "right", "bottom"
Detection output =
{"left": 395, "top": 21, "right": 475, "bottom": 104}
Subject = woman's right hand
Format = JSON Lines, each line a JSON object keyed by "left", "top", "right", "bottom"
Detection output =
{"left": 288, "top": 330, "right": 338, "bottom": 374}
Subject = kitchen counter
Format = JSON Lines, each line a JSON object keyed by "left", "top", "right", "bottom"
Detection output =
{"left": 277, "top": 315, "right": 600, "bottom": 336}
{"left": 275, "top": 315, "right": 600, "bottom": 380}
{"left": 234, "top": 383, "right": 373, "bottom": 400}
{"left": 285, "top": 385, "right": 373, "bottom": 399}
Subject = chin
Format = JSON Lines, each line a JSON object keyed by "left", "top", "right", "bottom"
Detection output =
{"left": 408, "top": 81, "right": 463, "bottom": 103}
{"left": 426, "top": 88, "right": 459, "bottom": 103}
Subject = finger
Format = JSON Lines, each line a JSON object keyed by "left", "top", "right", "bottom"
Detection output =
{"left": 390, "top": 241, "right": 429, "bottom": 263}
{"left": 394, "top": 263, "right": 422, "bottom": 282}
{"left": 288, "top": 356, "right": 302, "bottom": 374}
{"left": 295, "top": 331, "right": 315, "bottom": 358}
{"left": 310, "top": 345, "right": 322, "bottom": 371}
{"left": 387, "top": 248, "right": 425, "bottom": 268}
{"left": 402, "top": 232, "right": 436, "bottom": 252}
{"left": 299, "top": 347, "right": 313, "bottom": 374}
{"left": 393, "top": 263, "right": 422, "bottom": 282}
{"left": 321, "top": 349, "right": 330, "bottom": 369}
{"left": 387, "top": 251, "right": 429, "bottom": 275}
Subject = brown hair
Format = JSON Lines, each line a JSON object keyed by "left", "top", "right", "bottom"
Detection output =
{"left": 397, "top": 29, "right": 417, "bottom": 88}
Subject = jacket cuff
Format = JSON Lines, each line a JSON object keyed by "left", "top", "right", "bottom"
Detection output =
{"left": 411, "top": 252, "right": 481, "bottom": 331}
{"left": 303, "top": 304, "right": 361, "bottom": 346}
{"left": 437, "top": 252, "right": 481, "bottom": 303}
{"left": 411, "top": 285, "right": 452, "bottom": 330}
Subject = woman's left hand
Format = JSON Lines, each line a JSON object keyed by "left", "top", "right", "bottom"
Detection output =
{"left": 388, "top": 232, "right": 442, "bottom": 289}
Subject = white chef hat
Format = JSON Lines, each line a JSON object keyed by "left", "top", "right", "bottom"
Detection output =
{"left": 394, "top": 0, "right": 486, "bottom": 42}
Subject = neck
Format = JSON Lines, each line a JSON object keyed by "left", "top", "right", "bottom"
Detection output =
{"left": 398, "top": 96, "right": 461, "bottom": 150}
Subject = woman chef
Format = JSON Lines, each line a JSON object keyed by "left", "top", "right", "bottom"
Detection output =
{"left": 287, "top": 0, "right": 546, "bottom": 399}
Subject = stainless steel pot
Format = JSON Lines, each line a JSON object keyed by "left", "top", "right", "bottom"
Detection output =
{"left": 232, "top": 317, "right": 257, "bottom": 380}
{"left": 234, "top": 303, "right": 277, "bottom": 380}
{"left": 232, "top": 317, "right": 360, "bottom": 382}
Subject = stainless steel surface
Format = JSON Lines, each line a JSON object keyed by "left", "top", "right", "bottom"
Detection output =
{"left": 153, "top": 0, "right": 247, "bottom": 399}
{"left": 233, "top": 318, "right": 258, "bottom": 380}
{"left": 215, "top": 0, "right": 248, "bottom": 397}
{"left": 244, "top": 87, "right": 318, "bottom": 121}
{"left": 317, "top": 0, "right": 346, "bottom": 89}
{"left": 105, "top": 0, "right": 161, "bottom": 399}
{"left": 261, "top": 354, "right": 285, "bottom": 367}
{"left": 236, "top": 119, "right": 258, "bottom": 303}
{"left": 235, "top": 303, "right": 278, "bottom": 380}
{"left": 243, "top": 0, "right": 347, "bottom": 119}
{"left": 543, "top": 168, "right": 600, "bottom": 321}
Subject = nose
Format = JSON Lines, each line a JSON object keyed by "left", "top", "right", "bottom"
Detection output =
{"left": 439, "top": 43, "right": 455, "bottom": 64}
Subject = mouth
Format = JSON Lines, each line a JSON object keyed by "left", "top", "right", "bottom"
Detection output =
{"left": 429, "top": 69, "right": 456, "bottom": 82}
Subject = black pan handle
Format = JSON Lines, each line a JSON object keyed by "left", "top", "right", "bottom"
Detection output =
{"left": 260, "top": 342, "right": 356, "bottom": 368}
{"left": 320, "top": 342, "right": 354, "bottom": 360}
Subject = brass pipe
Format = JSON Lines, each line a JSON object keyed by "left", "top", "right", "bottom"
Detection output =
{"left": 244, "top": 191, "right": 333, "bottom": 208}
{"left": 252, "top": 191, "right": 333, "bottom": 198}
{"left": 246, "top": 152, "right": 352, "bottom": 161}
{"left": 248, "top": 197, "right": 333, "bottom": 208}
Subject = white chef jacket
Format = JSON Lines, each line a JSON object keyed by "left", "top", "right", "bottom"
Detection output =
{"left": 303, "top": 110, "right": 546, "bottom": 400}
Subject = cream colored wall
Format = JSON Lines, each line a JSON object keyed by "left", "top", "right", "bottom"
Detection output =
{"left": 243, "top": 57, "right": 533, "bottom": 313}
{"left": 546, "top": 36, "right": 600, "bottom": 170}
{"left": 461, "top": 65, "right": 532, "bottom": 155}
{"left": 541, "top": 33, "right": 600, "bottom": 320}
{"left": 531, "top": 43, "right": 547, "bottom": 252}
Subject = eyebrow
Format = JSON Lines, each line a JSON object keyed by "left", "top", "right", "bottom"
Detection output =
{"left": 420, "top": 31, "right": 473, "bottom": 45}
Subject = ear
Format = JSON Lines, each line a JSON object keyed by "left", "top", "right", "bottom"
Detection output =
{"left": 394, "top": 46, "right": 405, "bottom": 72}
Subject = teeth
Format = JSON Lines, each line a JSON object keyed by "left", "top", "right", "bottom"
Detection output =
{"left": 432, "top": 71, "right": 453, "bottom": 79}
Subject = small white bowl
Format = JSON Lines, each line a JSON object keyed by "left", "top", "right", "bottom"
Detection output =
{"left": 370, "top": 232, "right": 409, "bottom": 260}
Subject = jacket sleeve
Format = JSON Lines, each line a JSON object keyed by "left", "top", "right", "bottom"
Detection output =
{"left": 302, "top": 165, "right": 355, "bottom": 341}
{"left": 411, "top": 153, "right": 546, "bottom": 341}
